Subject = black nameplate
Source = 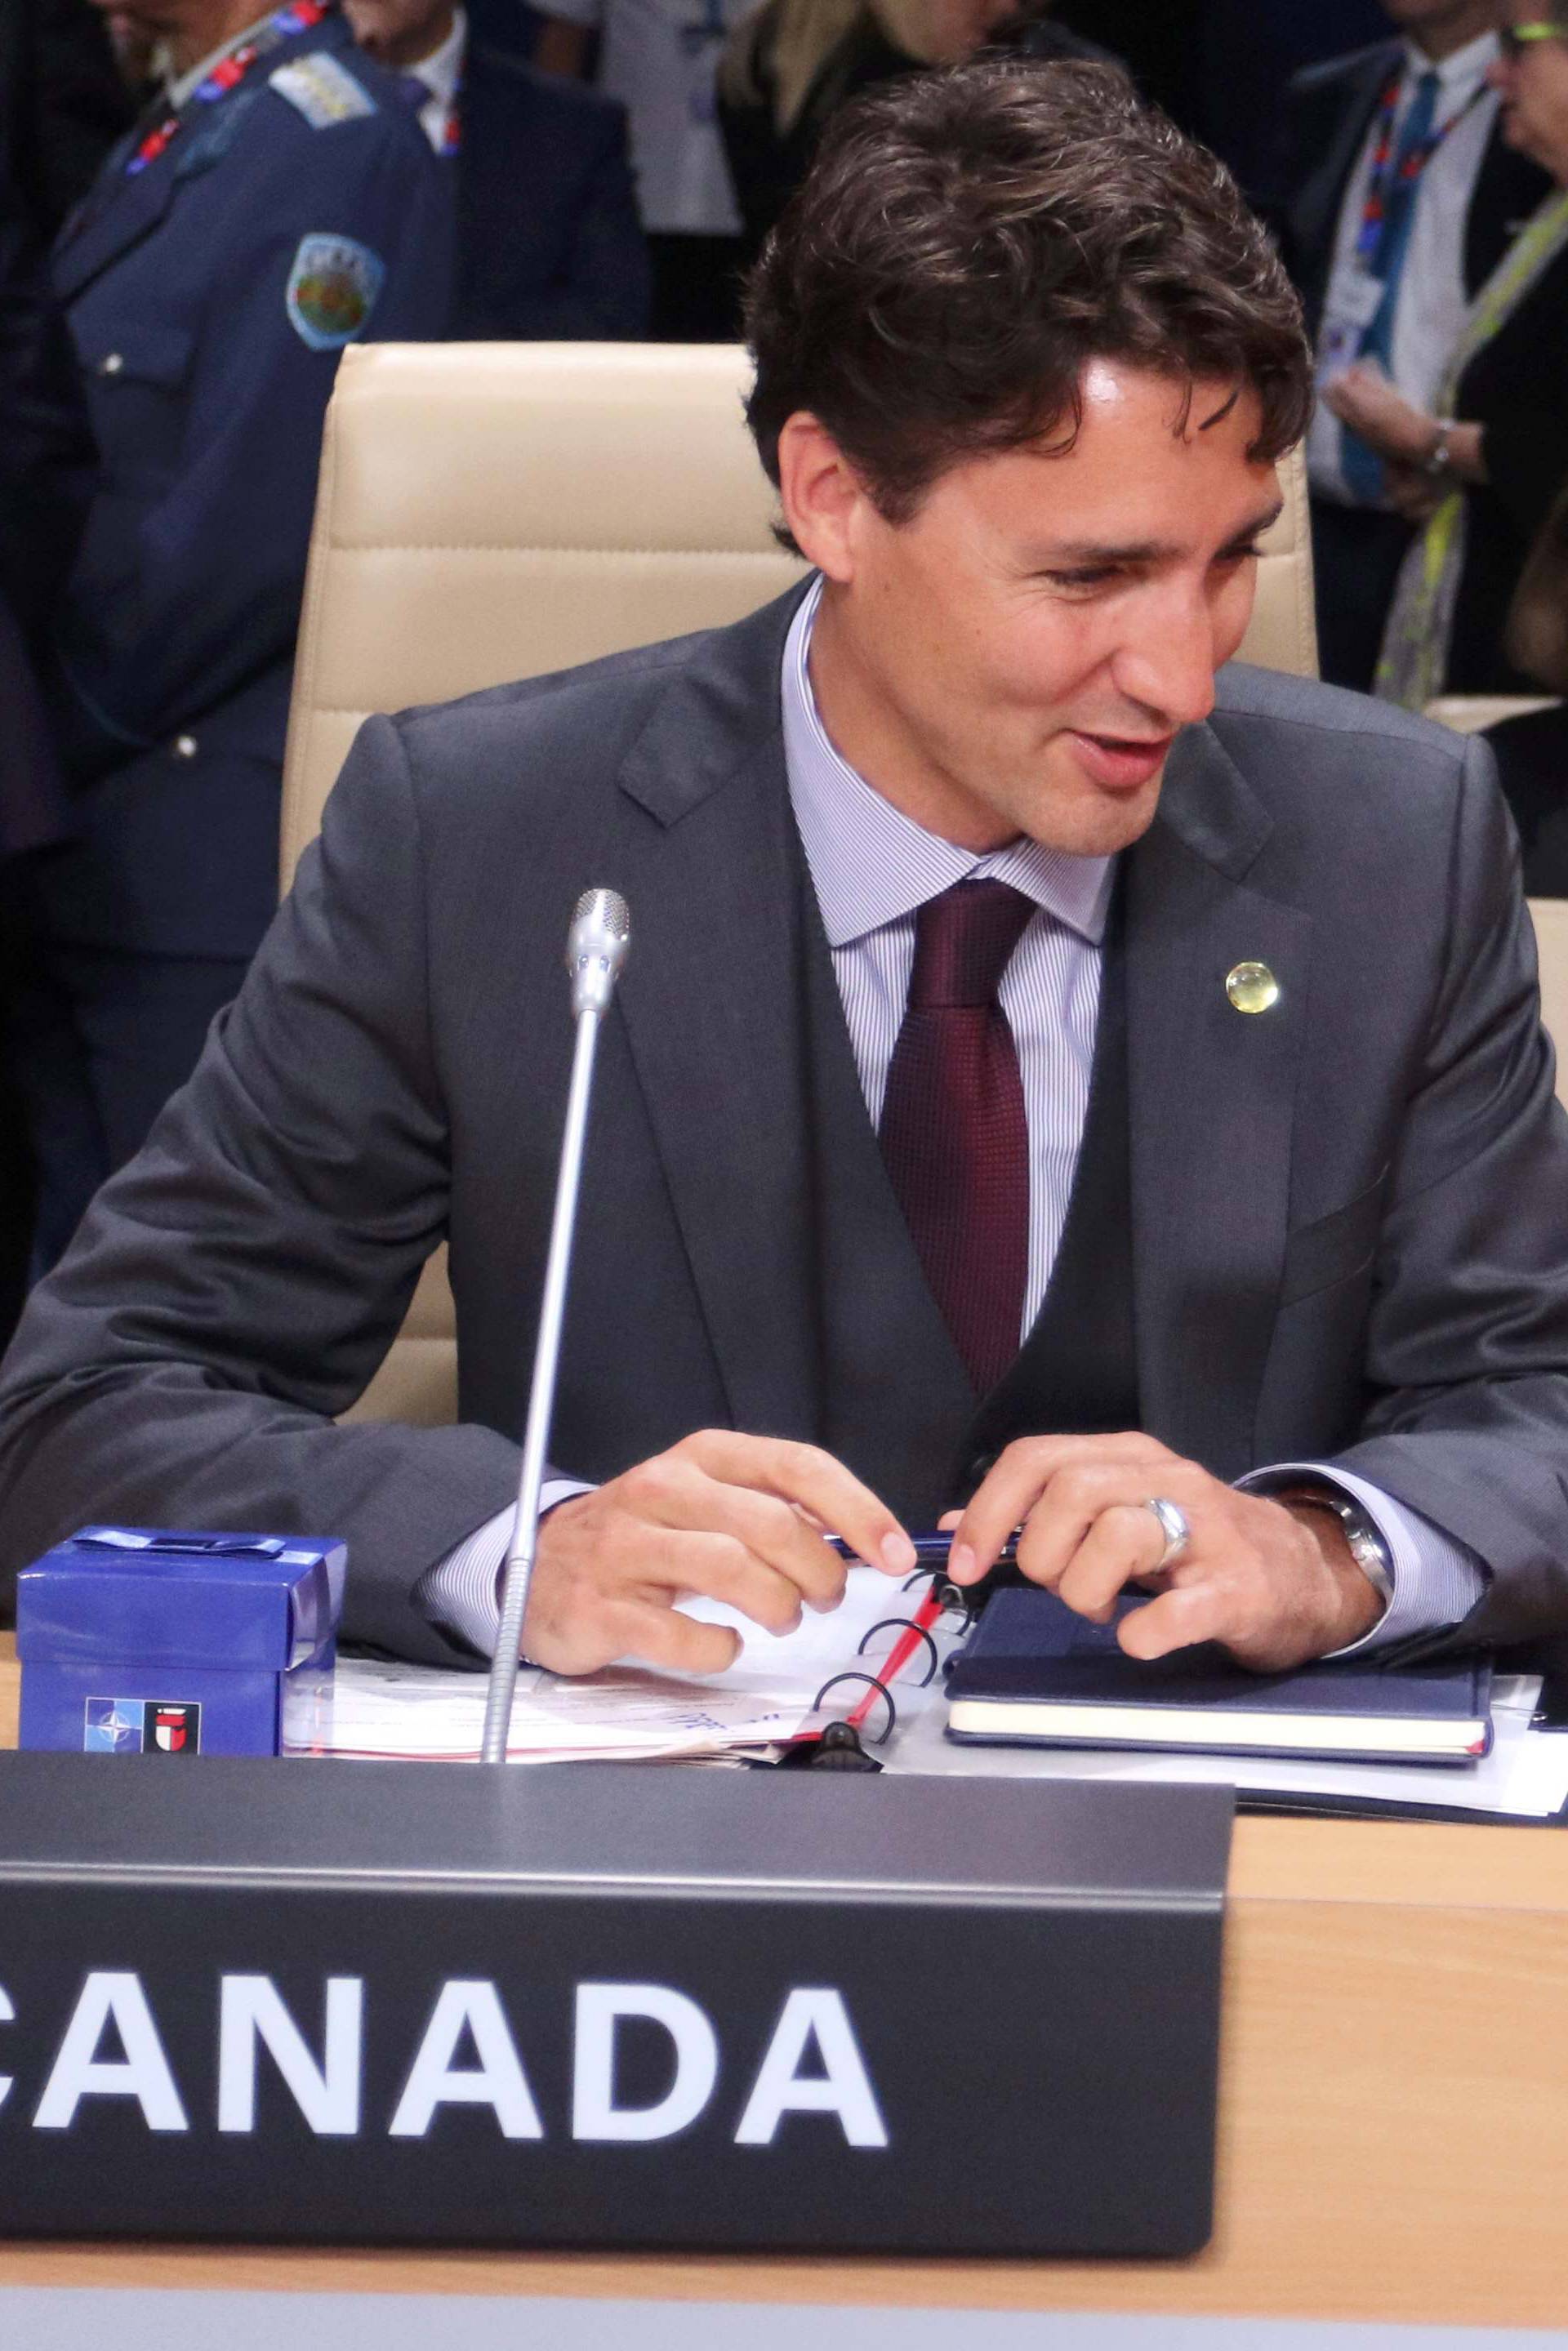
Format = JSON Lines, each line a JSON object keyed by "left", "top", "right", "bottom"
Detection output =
{"left": 0, "top": 1755, "right": 1230, "bottom": 2255}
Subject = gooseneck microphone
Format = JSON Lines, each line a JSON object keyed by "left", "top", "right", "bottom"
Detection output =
{"left": 479, "top": 888, "right": 631, "bottom": 1764}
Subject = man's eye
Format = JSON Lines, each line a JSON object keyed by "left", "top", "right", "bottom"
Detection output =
{"left": 1045, "top": 568, "right": 1120, "bottom": 591}
{"left": 1218, "top": 542, "right": 1266, "bottom": 566}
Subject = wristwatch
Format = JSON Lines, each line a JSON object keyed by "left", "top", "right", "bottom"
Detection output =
{"left": 1421, "top": 421, "right": 1457, "bottom": 480}
{"left": 1277, "top": 1486, "right": 1394, "bottom": 1605}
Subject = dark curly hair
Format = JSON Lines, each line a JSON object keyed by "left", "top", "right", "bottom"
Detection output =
{"left": 744, "top": 60, "right": 1311, "bottom": 545}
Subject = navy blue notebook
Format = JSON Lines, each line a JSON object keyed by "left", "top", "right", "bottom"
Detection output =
{"left": 945, "top": 1591, "right": 1493, "bottom": 1765}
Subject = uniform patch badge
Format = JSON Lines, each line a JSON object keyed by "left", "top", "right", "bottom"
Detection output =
{"left": 269, "top": 51, "right": 376, "bottom": 128}
{"left": 285, "top": 231, "right": 385, "bottom": 350}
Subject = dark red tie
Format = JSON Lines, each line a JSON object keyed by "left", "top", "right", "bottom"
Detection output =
{"left": 879, "top": 879, "right": 1033, "bottom": 1394}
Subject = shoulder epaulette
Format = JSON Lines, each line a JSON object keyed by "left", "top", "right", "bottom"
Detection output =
{"left": 269, "top": 51, "right": 377, "bottom": 127}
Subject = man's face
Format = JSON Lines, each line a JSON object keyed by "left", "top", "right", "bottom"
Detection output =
{"left": 793, "top": 364, "right": 1281, "bottom": 857}
{"left": 343, "top": 0, "right": 452, "bottom": 66}
{"left": 85, "top": 0, "right": 190, "bottom": 42}
{"left": 1491, "top": 7, "right": 1568, "bottom": 170}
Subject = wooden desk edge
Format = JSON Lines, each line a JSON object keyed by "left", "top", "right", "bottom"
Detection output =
{"left": 2, "top": 1643, "right": 1567, "bottom": 2323}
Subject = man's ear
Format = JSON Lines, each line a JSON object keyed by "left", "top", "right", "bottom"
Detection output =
{"left": 776, "top": 413, "right": 871, "bottom": 581}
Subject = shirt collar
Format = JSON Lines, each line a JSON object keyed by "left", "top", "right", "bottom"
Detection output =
{"left": 408, "top": 6, "right": 466, "bottom": 108}
{"left": 782, "top": 575, "right": 1114, "bottom": 951}
{"left": 1401, "top": 28, "right": 1499, "bottom": 100}
{"left": 166, "top": 9, "right": 282, "bottom": 109}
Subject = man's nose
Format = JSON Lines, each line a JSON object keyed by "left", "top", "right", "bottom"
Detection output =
{"left": 1109, "top": 593, "right": 1219, "bottom": 732}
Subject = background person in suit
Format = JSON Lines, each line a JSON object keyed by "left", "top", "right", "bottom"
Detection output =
{"left": 2, "top": 64, "right": 1568, "bottom": 1680}
{"left": 1283, "top": 0, "right": 1551, "bottom": 691}
{"left": 12, "top": 0, "right": 454, "bottom": 1276}
{"left": 1328, "top": 2, "right": 1568, "bottom": 702}
{"left": 532, "top": 0, "right": 753, "bottom": 340}
{"left": 345, "top": 0, "right": 649, "bottom": 336}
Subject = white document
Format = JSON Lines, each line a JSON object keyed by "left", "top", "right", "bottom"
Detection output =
{"left": 305, "top": 1565, "right": 938, "bottom": 1765}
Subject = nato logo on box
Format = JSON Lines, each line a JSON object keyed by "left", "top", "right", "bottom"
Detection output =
{"left": 82, "top": 1695, "right": 202, "bottom": 1754}
{"left": 16, "top": 1528, "right": 344, "bottom": 1757}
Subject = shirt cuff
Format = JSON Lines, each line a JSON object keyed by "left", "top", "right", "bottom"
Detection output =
{"left": 414, "top": 1481, "right": 595, "bottom": 1660}
{"left": 1238, "top": 1462, "right": 1489, "bottom": 1657}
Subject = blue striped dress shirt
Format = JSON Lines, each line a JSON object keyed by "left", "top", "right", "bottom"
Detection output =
{"left": 421, "top": 578, "right": 1486, "bottom": 1657}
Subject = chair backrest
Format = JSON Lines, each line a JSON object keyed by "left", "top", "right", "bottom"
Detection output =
{"left": 283, "top": 341, "right": 1317, "bottom": 1425}
{"left": 282, "top": 341, "right": 1317, "bottom": 887}
{"left": 1530, "top": 900, "right": 1568, "bottom": 1101}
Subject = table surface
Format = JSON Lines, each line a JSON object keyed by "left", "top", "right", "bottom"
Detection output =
{"left": 3, "top": 1635, "right": 1568, "bottom": 2325}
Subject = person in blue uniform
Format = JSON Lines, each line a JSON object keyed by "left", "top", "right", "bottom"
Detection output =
{"left": 345, "top": 0, "right": 649, "bottom": 338}
{"left": 17, "top": 0, "right": 454, "bottom": 1272}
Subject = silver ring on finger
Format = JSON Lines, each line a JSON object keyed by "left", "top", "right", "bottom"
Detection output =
{"left": 1143, "top": 1495, "right": 1190, "bottom": 1570}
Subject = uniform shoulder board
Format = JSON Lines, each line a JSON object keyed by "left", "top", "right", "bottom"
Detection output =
{"left": 269, "top": 51, "right": 377, "bottom": 128}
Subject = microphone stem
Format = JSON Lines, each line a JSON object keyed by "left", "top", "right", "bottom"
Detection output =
{"left": 480, "top": 1003, "right": 603, "bottom": 1764}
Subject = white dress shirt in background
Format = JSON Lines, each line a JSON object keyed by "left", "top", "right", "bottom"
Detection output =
{"left": 535, "top": 0, "right": 746, "bottom": 234}
{"left": 403, "top": 5, "right": 466, "bottom": 152}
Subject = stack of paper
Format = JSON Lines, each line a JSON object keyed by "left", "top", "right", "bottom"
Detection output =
{"left": 304, "top": 1565, "right": 947, "bottom": 1764}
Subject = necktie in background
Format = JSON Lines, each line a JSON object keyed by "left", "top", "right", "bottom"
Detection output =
{"left": 879, "top": 879, "right": 1033, "bottom": 1395}
{"left": 1341, "top": 69, "right": 1441, "bottom": 503}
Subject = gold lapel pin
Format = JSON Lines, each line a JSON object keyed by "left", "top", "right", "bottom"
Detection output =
{"left": 1226, "top": 961, "right": 1279, "bottom": 1015}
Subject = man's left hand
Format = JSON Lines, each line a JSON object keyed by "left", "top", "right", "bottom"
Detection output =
{"left": 1383, "top": 461, "right": 1446, "bottom": 524}
{"left": 1321, "top": 363, "right": 1437, "bottom": 466}
{"left": 944, "top": 1433, "right": 1384, "bottom": 1670}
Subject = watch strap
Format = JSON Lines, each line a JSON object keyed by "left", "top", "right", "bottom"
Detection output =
{"left": 1273, "top": 1485, "right": 1394, "bottom": 1604}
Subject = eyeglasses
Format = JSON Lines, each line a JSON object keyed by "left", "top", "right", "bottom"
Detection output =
{"left": 1500, "top": 19, "right": 1567, "bottom": 59}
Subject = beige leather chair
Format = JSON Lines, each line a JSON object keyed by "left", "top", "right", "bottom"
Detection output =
{"left": 1419, "top": 701, "right": 1568, "bottom": 1110}
{"left": 281, "top": 341, "right": 1321, "bottom": 1424}
{"left": 1533, "top": 899, "right": 1568, "bottom": 1080}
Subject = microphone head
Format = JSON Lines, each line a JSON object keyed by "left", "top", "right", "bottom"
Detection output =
{"left": 566, "top": 888, "right": 631, "bottom": 1014}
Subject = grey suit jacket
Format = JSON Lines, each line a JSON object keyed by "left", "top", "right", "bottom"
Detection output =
{"left": 2, "top": 586, "right": 1566, "bottom": 1663}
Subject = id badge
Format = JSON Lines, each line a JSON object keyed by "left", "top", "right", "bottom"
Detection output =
{"left": 1318, "top": 265, "right": 1385, "bottom": 376}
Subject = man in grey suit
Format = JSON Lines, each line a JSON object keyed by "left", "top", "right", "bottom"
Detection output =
{"left": 2, "top": 59, "right": 1567, "bottom": 1680}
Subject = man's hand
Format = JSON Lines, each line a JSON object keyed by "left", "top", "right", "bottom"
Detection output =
{"left": 523, "top": 1431, "right": 918, "bottom": 1676}
{"left": 1321, "top": 363, "right": 1438, "bottom": 466}
{"left": 1383, "top": 461, "right": 1446, "bottom": 524}
{"left": 944, "top": 1433, "right": 1384, "bottom": 1671}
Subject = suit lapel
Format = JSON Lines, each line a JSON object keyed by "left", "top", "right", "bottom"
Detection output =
{"left": 1291, "top": 45, "right": 1397, "bottom": 328}
{"left": 606, "top": 595, "right": 826, "bottom": 1446}
{"left": 1125, "top": 717, "right": 1311, "bottom": 1481}
{"left": 53, "top": 146, "right": 182, "bottom": 301}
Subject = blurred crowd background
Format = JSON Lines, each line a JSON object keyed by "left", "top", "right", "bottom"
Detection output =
{"left": 5, "top": 0, "right": 1568, "bottom": 1341}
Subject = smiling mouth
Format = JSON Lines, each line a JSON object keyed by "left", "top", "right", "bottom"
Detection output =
{"left": 1067, "top": 730, "right": 1176, "bottom": 790}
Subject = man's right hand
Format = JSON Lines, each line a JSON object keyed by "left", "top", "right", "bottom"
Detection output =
{"left": 522, "top": 1431, "right": 918, "bottom": 1676}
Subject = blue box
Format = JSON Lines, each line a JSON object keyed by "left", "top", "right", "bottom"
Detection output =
{"left": 16, "top": 1528, "right": 344, "bottom": 1757}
